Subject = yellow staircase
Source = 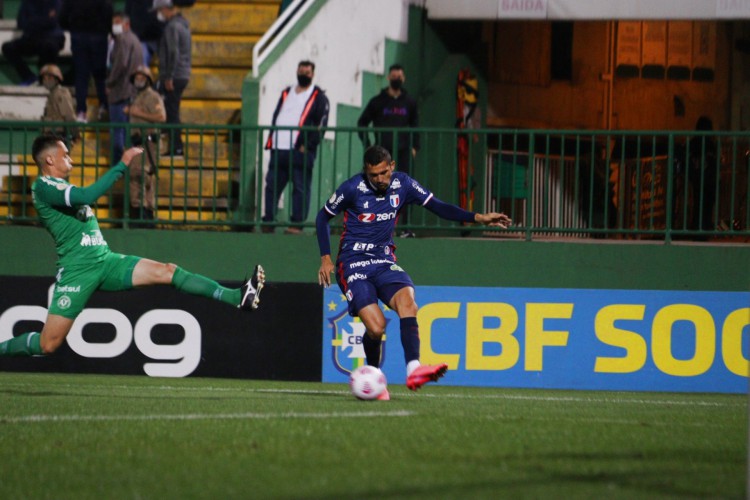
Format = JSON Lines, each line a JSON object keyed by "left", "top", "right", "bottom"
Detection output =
{"left": 0, "top": 0, "right": 280, "bottom": 228}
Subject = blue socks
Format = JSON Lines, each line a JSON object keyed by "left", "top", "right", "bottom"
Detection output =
{"left": 400, "top": 317, "right": 420, "bottom": 364}
{"left": 362, "top": 332, "right": 382, "bottom": 367}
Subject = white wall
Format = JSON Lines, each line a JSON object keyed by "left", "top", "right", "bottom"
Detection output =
{"left": 257, "top": 0, "right": 412, "bottom": 129}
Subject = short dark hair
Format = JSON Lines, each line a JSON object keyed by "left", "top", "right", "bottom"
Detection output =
{"left": 32, "top": 134, "right": 63, "bottom": 168}
{"left": 363, "top": 145, "right": 392, "bottom": 168}
{"left": 388, "top": 63, "right": 404, "bottom": 73}
{"left": 298, "top": 60, "right": 315, "bottom": 72}
{"left": 113, "top": 11, "right": 128, "bottom": 20}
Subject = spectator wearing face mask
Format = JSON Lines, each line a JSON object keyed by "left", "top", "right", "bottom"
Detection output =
{"left": 106, "top": 11, "right": 143, "bottom": 164}
{"left": 40, "top": 63, "right": 78, "bottom": 141}
{"left": 357, "top": 63, "right": 420, "bottom": 236}
{"left": 125, "top": 65, "right": 165, "bottom": 225}
{"left": 261, "top": 60, "right": 329, "bottom": 234}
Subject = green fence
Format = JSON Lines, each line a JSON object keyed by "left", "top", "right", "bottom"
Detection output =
{"left": 1, "top": 121, "right": 748, "bottom": 242}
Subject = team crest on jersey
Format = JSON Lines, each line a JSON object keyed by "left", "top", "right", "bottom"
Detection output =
{"left": 328, "top": 309, "right": 386, "bottom": 375}
{"left": 390, "top": 194, "right": 400, "bottom": 208}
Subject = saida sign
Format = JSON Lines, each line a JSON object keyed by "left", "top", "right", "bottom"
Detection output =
{"left": 321, "top": 286, "right": 749, "bottom": 393}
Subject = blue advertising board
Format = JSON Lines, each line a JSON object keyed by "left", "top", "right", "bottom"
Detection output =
{"left": 322, "top": 286, "right": 750, "bottom": 393}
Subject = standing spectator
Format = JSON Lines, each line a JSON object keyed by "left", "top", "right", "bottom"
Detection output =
{"left": 1, "top": 0, "right": 64, "bottom": 86}
{"left": 60, "top": 0, "right": 113, "bottom": 123}
{"left": 152, "top": 0, "right": 191, "bottom": 157}
{"left": 40, "top": 63, "right": 77, "bottom": 142}
{"left": 262, "top": 60, "right": 329, "bottom": 234}
{"left": 688, "top": 116, "right": 719, "bottom": 234}
{"left": 125, "top": 0, "right": 164, "bottom": 66}
{"left": 126, "top": 65, "right": 165, "bottom": 225}
{"left": 357, "top": 64, "right": 420, "bottom": 236}
{"left": 106, "top": 12, "right": 142, "bottom": 164}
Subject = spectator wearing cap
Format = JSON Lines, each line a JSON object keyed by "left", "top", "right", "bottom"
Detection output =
{"left": 106, "top": 11, "right": 143, "bottom": 164}
{"left": 125, "top": 65, "right": 165, "bottom": 225}
{"left": 152, "top": 0, "right": 191, "bottom": 157}
{"left": 1, "top": 0, "right": 65, "bottom": 86}
{"left": 40, "top": 63, "right": 78, "bottom": 141}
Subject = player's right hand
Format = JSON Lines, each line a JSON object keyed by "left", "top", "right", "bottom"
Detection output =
{"left": 318, "top": 255, "right": 334, "bottom": 287}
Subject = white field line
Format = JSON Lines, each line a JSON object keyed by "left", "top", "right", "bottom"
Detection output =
{"left": 0, "top": 382, "right": 744, "bottom": 408}
{"left": 0, "top": 409, "right": 415, "bottom": 424}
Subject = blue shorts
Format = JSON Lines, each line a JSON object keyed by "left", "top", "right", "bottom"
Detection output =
{"left": 335, "top": 255, "right": 414, "bottom": 316}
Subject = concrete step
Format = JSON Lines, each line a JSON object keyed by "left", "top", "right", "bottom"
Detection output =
{"left": 185, "top": 3, "right": 279, "bottom": 36}
{"left": 161, "top": 170, "right": 231, "bottom": 197}
{"left": 192, "top": 34, "right": 259, "bottom": 68}
{"left": 157, "top": 195, "right": 230, "bottom": 209}
{"left": 183, "top": 67, "right": 246, "bottom": 100}
{"left": 181, "top": 98, "right": 240, "bottom": 125}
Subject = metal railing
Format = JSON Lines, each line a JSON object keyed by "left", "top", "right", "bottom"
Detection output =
{"left": 0, "top": 121, "right": 748, "bottom": 243}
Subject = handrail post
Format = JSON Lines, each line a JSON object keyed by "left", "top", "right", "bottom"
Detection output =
{"left": 525, "top": 132, "right": 535, "bottom": 241}
{"left": 665, "top": 132, "right": 674, "bottom": 244}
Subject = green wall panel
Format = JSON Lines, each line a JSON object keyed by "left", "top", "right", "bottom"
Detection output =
{"left": 1, "top": 226, "right": 748, "bottom": 292}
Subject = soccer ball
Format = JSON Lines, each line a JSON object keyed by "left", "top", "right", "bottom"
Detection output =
{"left": 349, "top": 365, "right": 387, "bottom": 400}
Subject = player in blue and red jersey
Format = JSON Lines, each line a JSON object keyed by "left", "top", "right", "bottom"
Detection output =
{"left": 316, "top": 145, "right": 511, "bottom": 399}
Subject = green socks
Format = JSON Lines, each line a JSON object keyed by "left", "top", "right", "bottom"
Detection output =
{"left": 0, "top": 332, "right": 43, "bottom": 356}
{"left": 171, "top": 266, "right": 240, "bottom": 306}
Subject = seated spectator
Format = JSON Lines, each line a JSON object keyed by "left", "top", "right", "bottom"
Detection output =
{"left": 126, "top": 65, "right": 165, "bottom": 225}
{"left": 40, "top": 64, "right": 78, "bottom": 143}
{"left": 1, "top": 0, "right": 65, "bottom": 86}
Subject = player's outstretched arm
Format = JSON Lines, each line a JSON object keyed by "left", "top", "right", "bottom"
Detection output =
{"left": 67, "top": 147, "right": 144, "bottom": 206}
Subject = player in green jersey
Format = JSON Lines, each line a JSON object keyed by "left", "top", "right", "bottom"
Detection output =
{"left": 0, "top": 135, "right": 265, "bottom": 357}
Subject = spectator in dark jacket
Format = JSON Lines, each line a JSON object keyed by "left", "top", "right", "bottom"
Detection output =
{"left": 153, "top": 0, "right": 191, "bottom": 156}
{"left": 125, "top": 0, "right": 164, "bottom": 66}
{"left": 1, "top": 0, "right": 65, "bottom": 85}
{"left": 358, "top": 64, "right": 420, "bottom": 176}
{"left": 60, "top": 0, "right": 113, "bottom": 122}
{"left": 262, "top": 60, "right": 329, "bottom": 234}
{"left": 358, "top": 63, "right": 420, "bottom": 235}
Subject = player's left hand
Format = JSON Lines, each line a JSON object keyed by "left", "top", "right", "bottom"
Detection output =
{"left": 476, "top": 212, "right": 512, "bottom": 228}
{"left": 318, "top": 255, "right": 334, "bottom": 287}
{"left": 121, "top": 147, "right": 144, "bottom": 166}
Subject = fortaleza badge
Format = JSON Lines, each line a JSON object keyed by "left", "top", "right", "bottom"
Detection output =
{"left": 390, "top": 194, "right": 400, "bottom": 208}
{"left": 328, "top": 309, "right": 387, "bottom": 375}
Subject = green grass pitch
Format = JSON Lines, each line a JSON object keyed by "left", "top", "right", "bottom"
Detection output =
{"left": 0, "top": 372, "right": 745, "bottom": 499}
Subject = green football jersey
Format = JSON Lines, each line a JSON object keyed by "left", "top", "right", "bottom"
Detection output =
{"left": 32, "top": 175, "right": 111, "bottom": 268}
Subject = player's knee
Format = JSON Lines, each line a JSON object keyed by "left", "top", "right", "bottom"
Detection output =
{"left": 367, "top": 329, "right": 385, "bottom": 341}
{"left": 400, "top": 301, "right": 418, "bottom": 317}
{"left": 39, "top": 335, "right": 62, "bottom": 354}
